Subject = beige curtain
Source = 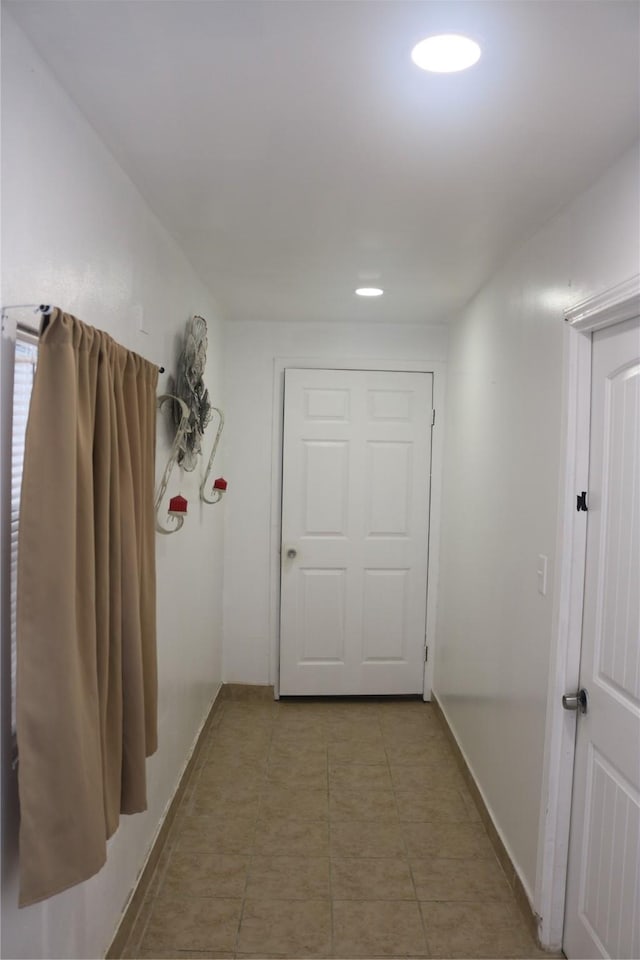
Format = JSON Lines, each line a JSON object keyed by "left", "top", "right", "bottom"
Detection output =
{"left": 16, "top": 309, "right": 159, "bottom": 907}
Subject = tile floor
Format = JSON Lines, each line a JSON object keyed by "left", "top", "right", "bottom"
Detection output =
{"left": 122, "top": 697, "right": 558, "bottom": 959}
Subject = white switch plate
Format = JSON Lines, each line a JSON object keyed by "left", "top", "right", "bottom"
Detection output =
{"left": 537, "top": 554, "right": 548, "bottom": 596}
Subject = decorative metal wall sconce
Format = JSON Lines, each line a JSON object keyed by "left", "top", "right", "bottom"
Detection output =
{"left": 172, "top": 315, "right": 212, "bottom": 471}
{"left": 200, "top": 407, "right": 227, "bottom": 504}
{"left": 155, "top": 393, "right": 191, "bottom": 534}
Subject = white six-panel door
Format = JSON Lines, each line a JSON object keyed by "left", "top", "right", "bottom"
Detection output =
{"left": 563, "top": 316, "right": 640, "bottom": 959}
{"left": 279, "top": 369, "right": 432, "bottom": 696}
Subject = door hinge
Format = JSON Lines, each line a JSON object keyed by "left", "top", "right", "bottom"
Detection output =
{"left": 577, "top": 491, "right": 588, "bottom": 512}
{"left": 424, "top": 645, "right": 429, "bottom": 663}
{"left": 431, "top": 409, "right": 436, "bottom": 427}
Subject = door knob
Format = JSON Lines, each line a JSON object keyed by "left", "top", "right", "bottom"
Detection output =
{"left": 562, "top": 689, "right": 588, "bottom": 714}
{"left": 286, "top": 548, "right": 297, "bottom": 559}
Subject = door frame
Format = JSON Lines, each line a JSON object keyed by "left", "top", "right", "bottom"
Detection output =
{"left": 268, "top": 357, "right": 446, "bottom": 701}
{"left": 535, "top": 273, "right": 640, "bottom": 950}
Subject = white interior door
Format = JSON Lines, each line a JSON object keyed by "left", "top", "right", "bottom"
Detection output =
{"left": 279, "top": 368, "right": 432, "bottom": 696}
{"left": 563, "top": 316, "right": 640, "bottom": 959}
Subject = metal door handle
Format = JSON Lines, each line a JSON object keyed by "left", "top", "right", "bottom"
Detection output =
{"left": 562, "top": 689, "right": 588, "bottom": 714}
{"left": 286, "top": 548, "right": 297, "bottom": 559}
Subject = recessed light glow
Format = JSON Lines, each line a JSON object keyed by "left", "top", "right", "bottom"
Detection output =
{"left": 411, "top": 34, "right": 481, "bottom": 73}
{"left": 355, "top": 287, "right": 384, "bottom": 297}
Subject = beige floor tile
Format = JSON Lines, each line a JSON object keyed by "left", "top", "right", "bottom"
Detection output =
{"left": 276, "top": 712, "right": 328, "bottom": 732}
{"left": 394, "top": 786, "right": 471, "bottom": 823}
{"left": 259, "top": 784, "right": 329, "bottom": 820}
{"left": 271, "top": 724, "right": 328, "bottom": 746}
{"left": 220, "top": 702, "right": 278, "bottom": 721}
{"left": 197, "top": 764, "right": 264, "bottom": 794}
{"left": 220, "top": 700, "right": 280, "bottom": 725}
{"left": 389, "top": 761, "right": 464, "bottom": 791}
{"left": 326, "top": 703, "right": 381, "bottom": 723}
{"left": 172, "top": 814, "right": 256, "bottom": 854}
{"left": 189, "top": 789, "right": 261, "bottom": 820}
{"left": 245, "top": 855, "right": 330, "bottom": 900}
{"left": 411, "top": 857, "right": 512, "bottom": 901}
{"left": 380, "top": 711, "right": 442, "bottom": 732}
{"left": 205, "top": 739, "right": 271, "bottom": 767}
{"left": 332, "top": 900, "right": 428, "bottom": 957}
{"left": 137, "top": 949, "right": 235, "bottom": 958}
{"left": 329, "top": 763, "right": 392, "bottom": 791}
{"left": 329, "top": 786, "right": 398, "bottom": 821}
{"left": 329, "top": 820, "right": 405, "bottom": 858}
{"left": 141, "top": 898, "right": 242, "bottom": 953}
{"left": 326, "top": 721, "right": 384, "bottom": 743}
{"left": 374, "top": 698, "right": 429, "bottom": 715}
{"left": 331, "top": 857, "right": 415, "bottom": 900}
{"left": 237, "top": 899, "right": 332, "bottom": 956}
{"left": 277, "top": 702, "right": 332, "bottom": 720}
{"left": 385, "top": 738, "right": 451, "bottom": 765}
{"left": 267, "top": 753, "right": 327, "bottom": 774}
{"left": 158, "top": 851, "right": 249, "bottom": 899}
{"left": 269, "top": 741, "right": 328, "bottom": 765}
{"left": 402, "top": 821, "right": 494, "bottom": 859}
{"left": 236, "top": 955, "right": 329, "bottom": 959}
{"left": 427, "top": 758, "right": 466, "bottom": 786}
{"left": 220, "top": 686, "right": 278, "bottom": 704}
{"left": 381, "top": 712, "right": 446, "bottom": 733}
{"left": 254, "top": 819, "right": 329, "bottom": 856}
{"left": 214, "top": 721, "right": 274, "bottom": 742}
{"left": 201, "top": 742, "right": 267, "bottom": 766}
{"left": 267, "top": 760, "right": 328, "bottom": 789}
{"left": 420, "top": 900, "right": 542, "bottom": 958}
{"left": 328, "top": 739, "right": 387, "bottom": 764}
{"left": 213, "top": 723, "right": 274, "bottom": 746}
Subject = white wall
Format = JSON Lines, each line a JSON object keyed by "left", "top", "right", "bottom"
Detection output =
{"left": 434, "top": 144, "right": 640, "bottom": 908}
{"left": 1, "top": 15, "right": 225, "bottom": 959}
{"left": 222, "top": 321, "right": 448, "bottom": 684}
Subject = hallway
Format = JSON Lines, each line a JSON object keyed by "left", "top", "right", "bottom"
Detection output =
{"left": 121, "top": 696, "right": 555, "bottom": 958}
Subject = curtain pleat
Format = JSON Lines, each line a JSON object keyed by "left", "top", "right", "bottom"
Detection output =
{"left": 16, "top": 309, "right": 158, "bottom": 907}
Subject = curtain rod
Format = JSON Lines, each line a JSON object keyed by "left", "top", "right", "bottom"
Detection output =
{"left": 1, "top": 304, "right": 165, "bottom": 373}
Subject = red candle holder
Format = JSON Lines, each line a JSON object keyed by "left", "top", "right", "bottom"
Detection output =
{"left": 168, "top": 494, "right": 188, "bottom": 516}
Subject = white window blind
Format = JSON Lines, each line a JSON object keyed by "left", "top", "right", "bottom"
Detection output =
{"left": 11, "top": 336, "right": 38, "bottom": 740}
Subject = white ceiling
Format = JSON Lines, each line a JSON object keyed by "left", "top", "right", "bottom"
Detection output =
{"left": 7, "top": 0, "right": 640, "bottom": 324}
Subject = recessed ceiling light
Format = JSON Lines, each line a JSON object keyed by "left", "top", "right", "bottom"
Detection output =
{"left": 411, "top": 34, "right": 481, "bottom": 73}
{"left": 355, "top": 287, "right": 384, "bottom": 297}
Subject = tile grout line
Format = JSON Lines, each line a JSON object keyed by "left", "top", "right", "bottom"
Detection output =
{"left": 125, "top": 727, "right": 211, "bottom": 958}
{"left": 234, "top": 699, "right": 278, "bottom": 957}
{"left": 384, "top": 709, "right": 433, "bottom": 960}
{"left": 326, "top": 731, "right": 335, "bottom": 960}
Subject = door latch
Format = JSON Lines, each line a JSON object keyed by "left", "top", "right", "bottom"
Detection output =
{"left": 562, "top": 688, "right": 588, "bottom": 714}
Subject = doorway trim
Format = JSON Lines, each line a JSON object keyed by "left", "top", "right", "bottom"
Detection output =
{"left": 535, "top": 273, "right": 640, "bottom": 949}
{"left": 268, "top": 357, "right": 446, "bottom": 701}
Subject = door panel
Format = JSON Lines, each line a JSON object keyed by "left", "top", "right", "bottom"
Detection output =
{"left": 367, "top": 442, "right": 412, "bottom": 535}
{"left": 564, "top": 316, "right": 640, "bottom": 959}
{"left": 362, "top": 568, "right": 409, "bottom": 661}
{"left": 302, "top": 441, "right": 349, "bottom": 535}
{"left": 299, "top": 568, "right": 346, "bottom": 662}
{"left": 279, "top": 368, "right": 432, "bottom": 696}
{"left": 580, "top": 749, "right": 640, "bottom": 960}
